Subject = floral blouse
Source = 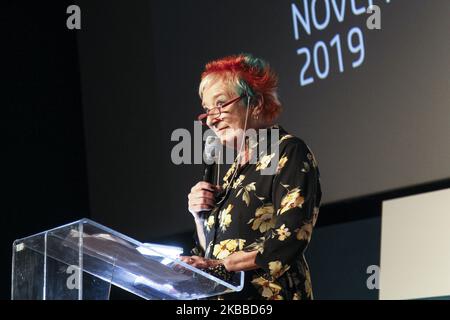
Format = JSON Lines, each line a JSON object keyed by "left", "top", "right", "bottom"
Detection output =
{"left": 192, "top": 125, "right": 322, "bottom": 300}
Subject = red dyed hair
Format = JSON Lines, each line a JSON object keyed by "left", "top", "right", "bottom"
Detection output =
{"left": 199, "top": 54, "right": 282, "bottom": 122}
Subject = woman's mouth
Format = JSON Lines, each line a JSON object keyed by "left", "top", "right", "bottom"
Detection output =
{"left": 216, "top": 126, "right": 229, "bottom": 133}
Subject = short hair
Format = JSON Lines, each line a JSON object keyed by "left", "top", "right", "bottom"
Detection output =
{"left": 199, "top": 53, "right": 282, "bottom": 122}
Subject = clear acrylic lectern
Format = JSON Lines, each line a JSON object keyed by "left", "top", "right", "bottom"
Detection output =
{"left": 11, "top": 218, "right": 244, "bottom": 300}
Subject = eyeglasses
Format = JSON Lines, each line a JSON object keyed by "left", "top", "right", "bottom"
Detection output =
{"left": 197, "top": 95, "right": 247, "bottom": 125}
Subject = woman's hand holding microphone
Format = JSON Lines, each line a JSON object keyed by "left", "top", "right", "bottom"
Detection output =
{"left": 188, "top": 181, "right": 222, "bottom": 219}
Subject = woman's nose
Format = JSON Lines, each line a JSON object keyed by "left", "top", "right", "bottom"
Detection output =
{"left": 206, "top": 115, "right": 221, "bottom": 128}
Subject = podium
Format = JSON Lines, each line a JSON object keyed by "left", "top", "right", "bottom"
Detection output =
{"left": 11, "top": 218, "right": 244, "bottom": 300}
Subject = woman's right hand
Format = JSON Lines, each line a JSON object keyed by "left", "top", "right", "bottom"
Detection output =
{"left": 188, "top": 182, "right": 220, "bottom": 218}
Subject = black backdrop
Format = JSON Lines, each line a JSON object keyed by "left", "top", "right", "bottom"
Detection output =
{"left": 2, "top": 2, "right": 90, "bottom": 299}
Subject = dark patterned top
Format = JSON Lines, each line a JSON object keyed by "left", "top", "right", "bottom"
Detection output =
{"left": 192, "top": 125, "right": 322, "bottom": 300}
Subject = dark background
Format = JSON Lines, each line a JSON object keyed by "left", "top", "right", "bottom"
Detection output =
{"left": 3, "top": 0, "right": 90, "bottom": 299}
{"left": 3, "top": 0, "right": 450, "bottom": 299}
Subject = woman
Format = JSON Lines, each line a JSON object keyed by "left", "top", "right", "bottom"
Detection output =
{"left": 183, "top": 54, "right": 322, "bottom": 300}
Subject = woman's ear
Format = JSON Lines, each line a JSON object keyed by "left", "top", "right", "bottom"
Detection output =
{"left": 256, "top": 93, "right": 264, "bottom": 109}
{"left": 251, "top": 94, "right": 264, "bottom": 117}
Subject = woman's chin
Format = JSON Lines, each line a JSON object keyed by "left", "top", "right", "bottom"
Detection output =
{"left": 216, "top": 131, "right": 232, "bottom": 148}
{"left": 219, "top": 136, "right": 240, "bottom": 150}
{"left": 218, "top": 136, "right": 232, "bottom": 148}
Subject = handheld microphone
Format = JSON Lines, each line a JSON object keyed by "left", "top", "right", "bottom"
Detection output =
{"left": 200, "top": 136, "right": 220, "bottom": 213}
{"left": 203, "top": 135, "right": 220, "bottom": 182}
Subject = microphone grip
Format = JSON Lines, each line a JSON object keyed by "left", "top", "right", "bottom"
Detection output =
{"left": 203, "top": 164, "right": 215, "bottom": 184}
{"left": 198, "top": 164, "right": 216, "bottom": 215}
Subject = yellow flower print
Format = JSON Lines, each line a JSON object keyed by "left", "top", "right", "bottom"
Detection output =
{"left": 276, "top": 154, "right": 288, "bottom": 174}
{"left": 232, "top": 174, "right": 245, "bottom": 189}
{"left": 236, "top": 182, "right": 256, "bottom": 206}
{"left": 277, "top": 187, "right": 305, "bottom": 215}
{"left": 204, "top": 214, "right": 215, "bottom": 232}
{"left": 300, "top": 161, "right": 310, "bottom": 173}
{"left": 275, "top": 224, "right": 291, "bottom": 241}
{"left": 243, "top": 237, "right": 265, "bottom": 254}
{"left": 305, "top": 269, "right": 313, "bottom": 299}
{"left": 278, "top": 134, "right": 293, "bottom": 144}
{"left": 295, "top": 221, "right": 313, "bottom": 241}
{"left": 268, "top": 293, "right": 283, "bottom": 300}
{"left": 248, "top": 203, "right": 276, "bottom": 233}
{"left": 307, "top": 150, "right": 318, "bottom": 168}
{"left": 219, "top": 204, "right": 233, "bottom": 232}
{"left": 256, "top": 153, "right": 275, "bottom": 171}
{"left": 213, "top": 239, "right": 246, "bottom": 260}
{"left": 222, "top": 162, "right": 237, "bottom": 189}
{"left": 244, "top": 182, "right": 256, "bottom": 192}
{"left": 251, "top": 276, "right": 284, "bottom": 300}
{"left": 312, "top": 206, "right": 320, "bottom": 227}
{"left": 293, "top": 292, "right": 301, "bottom": 300}
{"left": 268, "top": 260, "right": 290, "bottom": 279}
